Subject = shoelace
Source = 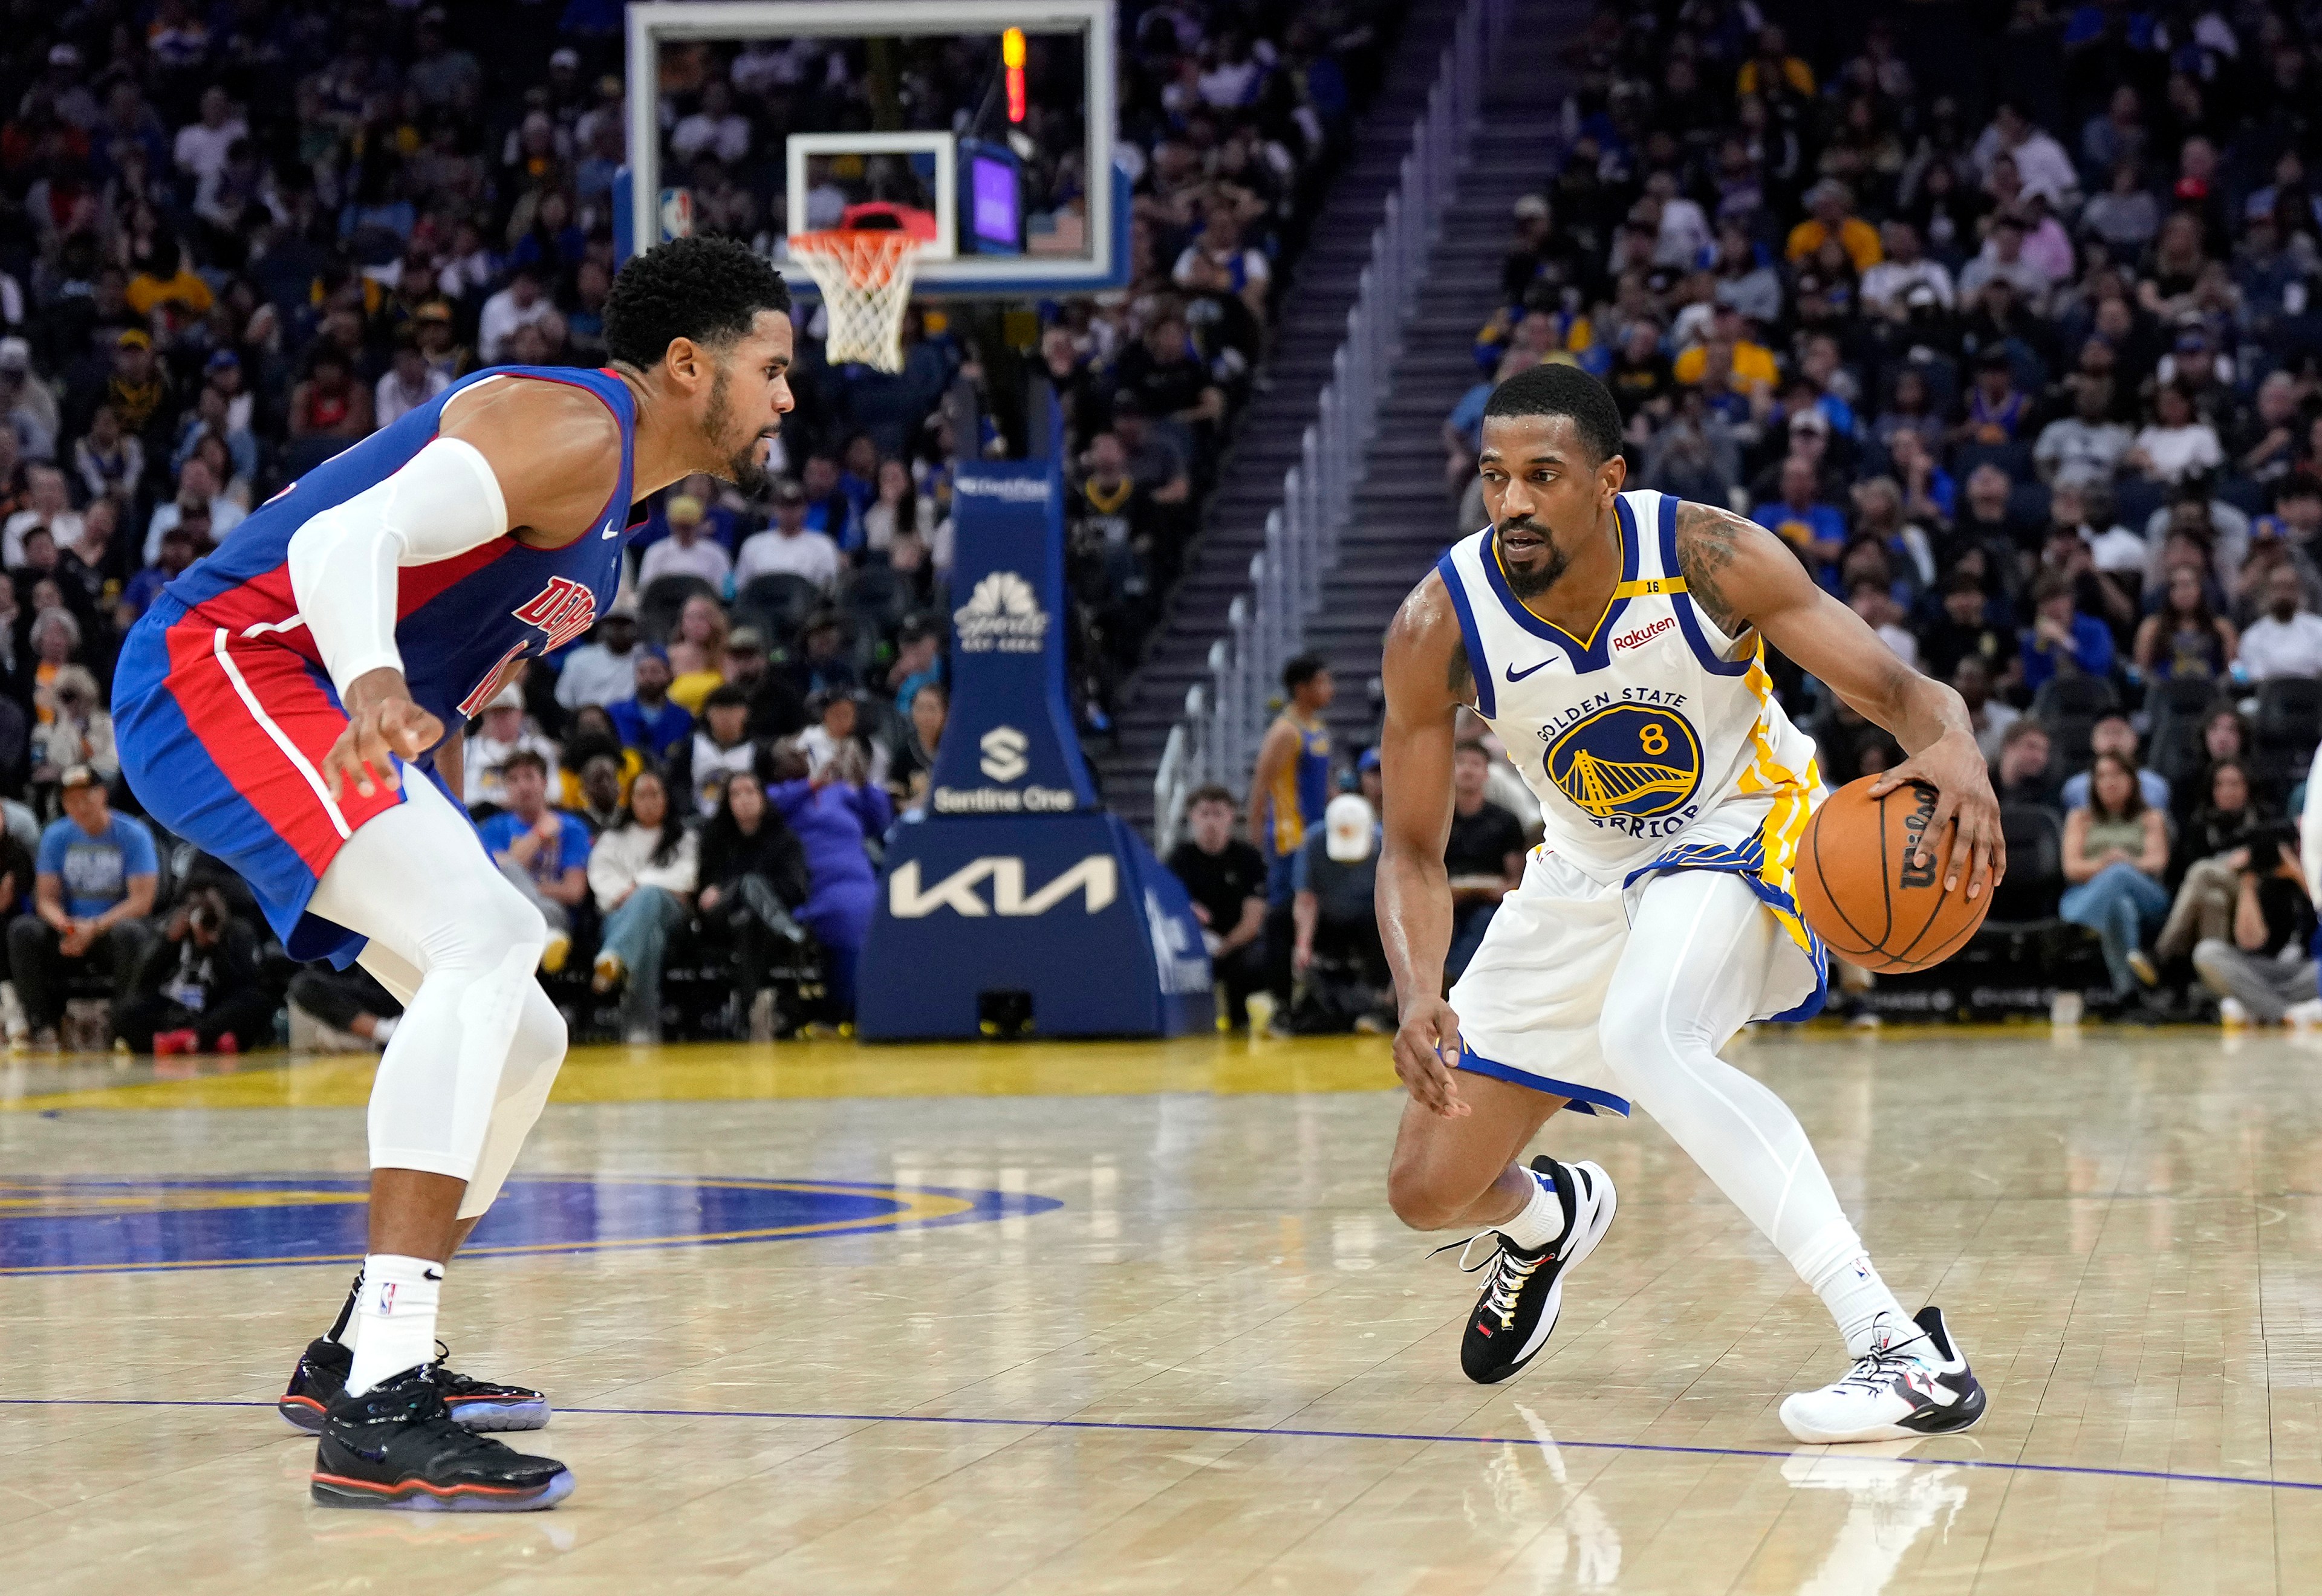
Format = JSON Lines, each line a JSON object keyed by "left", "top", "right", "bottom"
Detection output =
{"left": 1430, "top": 1232, "right": 1552, "bottom": 1328}
{"left": 427, "top": 1340, "right": 514, "bottom": 1397}
{"left": 1831, "top": 1332, "right": 1936, "bottom": 1396}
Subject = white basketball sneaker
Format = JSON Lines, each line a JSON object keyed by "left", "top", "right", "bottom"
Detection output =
{"left": 1779, "top": 1307, "right": 1986, "bottom": 1444}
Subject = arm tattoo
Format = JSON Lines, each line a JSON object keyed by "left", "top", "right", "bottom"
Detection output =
{"left": 1448, "top": 637, "right": 1475, "bottom": 704}
{"left": 1672, "top": 499, "right": 1754, "bottom": 638}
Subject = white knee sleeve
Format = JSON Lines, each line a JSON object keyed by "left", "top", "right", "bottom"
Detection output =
{"left": 313, "top": 775, "right": 548, "bottom": 1184}
{"left": 1601, "top": 869, "right": 1855, "bottom": 1264}
{"left": 457, "top": 984, "right": 568, "bottom": 1219}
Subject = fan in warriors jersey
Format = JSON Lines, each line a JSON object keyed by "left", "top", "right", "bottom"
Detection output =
{"left": 111, "top": 236, "right": 796, "bottom": 1511}
{"left": 1376, "top": 364, "right": 2002, "bottom": 1442}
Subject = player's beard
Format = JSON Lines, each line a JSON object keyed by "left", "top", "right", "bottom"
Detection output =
{"left": 703, "top": 365, "right": 772, "bottom": 493}
{"left": 1495, "top": 521, "right": 1568, "bottom": 599}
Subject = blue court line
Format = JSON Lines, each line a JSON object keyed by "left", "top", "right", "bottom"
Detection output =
{"left": 6, "top": 1396, "right": 2320, "bottom": 1498}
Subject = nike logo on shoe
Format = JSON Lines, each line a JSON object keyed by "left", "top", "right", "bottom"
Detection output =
{"left": 1504, "top": 660, "right": 1551, "bottom": 682}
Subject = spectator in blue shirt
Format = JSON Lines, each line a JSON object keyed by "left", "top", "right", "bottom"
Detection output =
{"left": 119, "top": 525, "right": 197, "bottom": 628}
{"left": 475, "top": 750, "right": 591, "bottom": 973}
{"left": 1752, "top": 456, "right": 1850, "bottom": 589}
{"left": 2058, "top": 715, "right": 2171, "bottom": 812}
{"left": 8, "top": 765, "right": 157, "bottom": 1045}
{"left": 607, "top": 649, "right": 694, "bottom": 764}
{"left": 2020, "top": 573, "right": 2116, "bottom": 693}
{"left": 1444, "top": 354, "right": 1524, "bottom": 490}
{"left": 799, "top": 454, "right": 862, "bottom": 549}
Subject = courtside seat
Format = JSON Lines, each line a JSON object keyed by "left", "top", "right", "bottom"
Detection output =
{"left": 639, "top": 574, "right": 718, "bottom": 644}
{"left": 735, "top": 574, "right": 824, "bottom": 644}
{"left": 1953, "top": 804, "right": 2107, "bottom": 996}
{"left": 2251, "top": 676, "right": 2322, "bottom": 788}
{"left": 2145, "top": 675, "right": 2223, "bottom": 795}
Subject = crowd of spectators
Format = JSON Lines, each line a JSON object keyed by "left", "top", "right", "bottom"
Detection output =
{"left": 1402, "top": 1, "right": 2322, "bottom": 1023}
{"left": 0, "top": 1, "right": 1406, "bottom": 1052}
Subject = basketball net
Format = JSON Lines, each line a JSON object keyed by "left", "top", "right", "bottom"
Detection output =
{"left": 788, "top": 229, "right": 922, "bottom": 374}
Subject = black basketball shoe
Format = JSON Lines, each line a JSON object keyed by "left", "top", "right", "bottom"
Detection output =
{"left": 1450, "top": 1156, "right": 1618, "bottom": 1385}
{"left": 310, "top": 1366, "right": 574, "bottom": 1512}
{"left": 280, "top": 1337, "right": 551, "bottom": 1435}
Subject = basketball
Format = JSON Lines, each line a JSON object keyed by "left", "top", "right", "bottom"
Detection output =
{"left": 1794, "top": 777, "right": 1992, "bottom": 974}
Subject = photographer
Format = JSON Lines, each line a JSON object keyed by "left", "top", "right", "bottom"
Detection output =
{"left": 117, "top": 882, "right": 275, "bottom": 1055}
{"left": 2189, "top": 826, "right": 2321, "bottom": 1026}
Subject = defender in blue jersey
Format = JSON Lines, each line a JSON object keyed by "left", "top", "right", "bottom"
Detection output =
{"left": 112, "top": 237, "right": 797, "bottom": 1511}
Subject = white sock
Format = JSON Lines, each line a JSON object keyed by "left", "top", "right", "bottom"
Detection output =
{"left": 1794, "top": 1222, "right": 1915, "bottom": 1358}
{"left": 345, "top": 1253, "right": 443, "bottom": 1396}
{"left": 1495, "top": 1164, "right": 1570, "bottom": 1253}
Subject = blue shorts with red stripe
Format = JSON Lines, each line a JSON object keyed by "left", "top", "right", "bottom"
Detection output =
{"left": 114, "top": 595, "right": 447, "bottom": 967}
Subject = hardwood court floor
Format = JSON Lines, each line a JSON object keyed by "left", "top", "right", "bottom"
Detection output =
{"left": 4, "top": 1022, "right": 2322, "bottom": 1594}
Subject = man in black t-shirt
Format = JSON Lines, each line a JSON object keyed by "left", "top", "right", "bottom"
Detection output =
{"left": 1444, "top": 741, "right": 1527, "bottom": 979}
{"left": 2191, "top": 835, "right": 2321, "bottom": 1023}
{"left": 1165, "top": 783, "right": 1269, "bottom": 1028}
{"left": 1919, "top": 571, "right": 2012, "bottom": 687}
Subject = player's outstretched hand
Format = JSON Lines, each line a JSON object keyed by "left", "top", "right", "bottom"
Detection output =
{"left": 1392, "top": 997, "right": 1470, "bottom": 1118}
{"left": 1867, "top": 728, "right": 2006, "bottom": 901}
{"left": 325, "top": 669, "right": 444, "bottom": 802}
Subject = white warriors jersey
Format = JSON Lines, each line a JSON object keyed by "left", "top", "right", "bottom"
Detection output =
{"left": 1436, "top": 488, "right": 1826, "bottom": 959}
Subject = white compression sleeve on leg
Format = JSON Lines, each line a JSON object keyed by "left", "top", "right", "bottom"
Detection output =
{"left": 310, "top": 770, "right": 547, "bottom": 1184}
{"left": 1601, "top": 869, "right": 1911, "bottom": 1352}
{"left": 357, "top": 923, "right": 568, "bottom": 1222}
{"left": 285, "top": 435, "right": 510, "bottom": 696}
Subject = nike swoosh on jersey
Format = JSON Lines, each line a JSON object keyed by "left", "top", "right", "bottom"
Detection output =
{"left": 599, "top": 517, "right": 619, "bottom": 539}
{"left": 1504, "top": 659, "right": 1552, "bottom": 682}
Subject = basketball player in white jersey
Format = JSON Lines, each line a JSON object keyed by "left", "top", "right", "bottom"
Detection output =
{"left": 1376, "top": 365, "right": 2003, "bottom": 1442}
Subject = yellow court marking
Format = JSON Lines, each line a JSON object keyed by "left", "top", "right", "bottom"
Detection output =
{"left": 0, "top": 1034, "right": 1402, "bottom": 1113}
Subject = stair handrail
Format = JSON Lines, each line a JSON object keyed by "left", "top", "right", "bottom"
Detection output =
{"left": 1150, "top": 0, "right": 1511, "bottom": 843}
{"left": 1153, "top": 683, "right": 1208, "bottom": 856}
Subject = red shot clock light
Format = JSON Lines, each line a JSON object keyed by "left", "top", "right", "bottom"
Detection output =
{"left": 1003, "top": 27, "right": 1027, "bottom": 123}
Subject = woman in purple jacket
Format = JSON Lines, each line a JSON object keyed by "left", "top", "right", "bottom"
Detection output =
{"left": 766, "top": 743, "right": 893, "bottom": 1022}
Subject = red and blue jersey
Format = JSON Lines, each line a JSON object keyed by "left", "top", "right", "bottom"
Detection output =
{"left": 157, "top": 365, "right": 640, "bottom": 737}
{"left": 113, "top": 365, "right": 642, "bottom": 964}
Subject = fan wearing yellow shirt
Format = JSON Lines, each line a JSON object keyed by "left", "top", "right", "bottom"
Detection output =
{"left": 1785, "top": 181, "right": 1884, "bottom": 274}
{"left": 1672, "top": 303, "right": 1779, "bottom": 391}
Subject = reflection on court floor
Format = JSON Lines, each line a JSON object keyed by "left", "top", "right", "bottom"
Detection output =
{"left": 5, "top": 1027, "right": 2322, "bottom": 1594}
{"left": 0, "top": 1175, "right": 1055, "bottom": 1274}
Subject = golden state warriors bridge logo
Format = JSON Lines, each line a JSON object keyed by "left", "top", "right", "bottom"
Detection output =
{"left": 1544, "top": 704, "right": 1703, "bottom": 820}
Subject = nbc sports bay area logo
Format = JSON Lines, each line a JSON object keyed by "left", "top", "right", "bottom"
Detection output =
{"left": 954, "top": 473, "right": 1052, "bottom": 503}
{"left": 954, "top": 571, "right": 1048, "bottom": 653}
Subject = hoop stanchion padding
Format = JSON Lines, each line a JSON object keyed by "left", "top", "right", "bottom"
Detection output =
{"left": 857, "top": 451, "right": 1212, "bottom": 1039}
{"left": 789, "top": 229, "right": 921, "bottom": 373}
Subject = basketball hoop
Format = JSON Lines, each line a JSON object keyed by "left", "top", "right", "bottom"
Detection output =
{"left": 788, "top": 229, "right": 923, "bottom": 374}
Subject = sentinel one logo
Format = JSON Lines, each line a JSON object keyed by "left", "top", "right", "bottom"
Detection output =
{"left": 888, "top": 855, "right": 1118, "bottom": 918}
{"left": 979, "top": 725, "right": 1029, "bottom": 782}
{"left": 954, "top": 474, "right": 1051, "bottom": 502}
{"left": 954, "top": 571, "right": 1047, "bottom": 653}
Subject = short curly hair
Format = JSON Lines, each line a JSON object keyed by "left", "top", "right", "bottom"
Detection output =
{"left": 1483, "top": 362, "right": 1625, "bottom": 465}
{"left": 603, "top": 236, "right": 792, "bottom": 369}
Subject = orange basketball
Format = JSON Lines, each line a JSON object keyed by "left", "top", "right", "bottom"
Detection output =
{"left": 1792, "top": 776, "right": 1991, "bottom": 974}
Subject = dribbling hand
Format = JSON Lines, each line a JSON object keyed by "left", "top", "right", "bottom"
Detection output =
{"left": 1392, "top": 996, "right": 1469, "bottom": 1118}
{"left": 324, "top": 669, "right": 444, "bottom": 802}
{"left": 1867, "top": 728, "right": 2006, "bottom": 901}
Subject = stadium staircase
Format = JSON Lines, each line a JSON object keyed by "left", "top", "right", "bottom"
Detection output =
{"left": 1097, "top": 0, "right": 1575, "bottom": 835}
